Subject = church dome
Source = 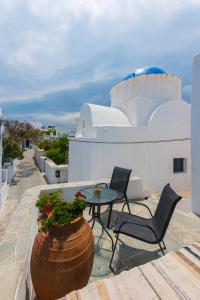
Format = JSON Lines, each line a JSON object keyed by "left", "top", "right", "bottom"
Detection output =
{"left": 123, "top": 66, "right": 167, "bottom": 80}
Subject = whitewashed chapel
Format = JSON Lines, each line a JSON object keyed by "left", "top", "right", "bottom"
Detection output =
{"left": 69, "top": 67, "right": 191, "bottom": 193}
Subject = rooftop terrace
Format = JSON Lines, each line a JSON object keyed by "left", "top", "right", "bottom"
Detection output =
{"left": 0, "top": 150, "right": 199, "bottom": 300}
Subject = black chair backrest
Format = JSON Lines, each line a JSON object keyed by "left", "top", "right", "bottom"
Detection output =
{"left": 109, "top": 166, "right": 132, "bottom": 195}
{"left": 154, "top": 183, "right": 182, "bottom": 241}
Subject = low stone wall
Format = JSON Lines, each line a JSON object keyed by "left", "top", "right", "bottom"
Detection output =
{"left": 45, "top": 160, "right": 68, "bottom": 184}
{"left": 34, "top": 146, "right": 68, "bottom": 183}
{"left": 34, "top": 146, "right": 46, "bottom": 172}
{"left": 0, "top": 177, "right": 144, "bottom": 299}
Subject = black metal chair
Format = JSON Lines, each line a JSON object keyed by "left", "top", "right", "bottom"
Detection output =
{"left": 96, "top": 166, "right": 132, "bottom": 228}
{"left": 110, "top": 183, "right": 182, "bottom": 271}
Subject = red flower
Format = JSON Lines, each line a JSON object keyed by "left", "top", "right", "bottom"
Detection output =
{"left": 43, "top": 204, "right": 52, "bottom": 215}
{"left": 75, "top": 191, "right": 86, "bottom": 199}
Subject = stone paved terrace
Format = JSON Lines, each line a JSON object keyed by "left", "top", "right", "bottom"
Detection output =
{"left": 0, "top": 153, "right": 199, "bottom": 299}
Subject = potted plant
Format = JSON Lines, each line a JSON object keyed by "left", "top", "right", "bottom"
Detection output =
{"left": 30, "top": 191, "right": 94, "bottom": 300}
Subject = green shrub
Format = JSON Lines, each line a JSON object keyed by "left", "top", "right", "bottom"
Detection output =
{"left": 38, "top": 134, "right": 69, "bottom": 165}
{"left": 2, "top": 138, "right": 23, "bottom": 163}
{"left": 46, "top": 148, "right": 66, "bottom": 165}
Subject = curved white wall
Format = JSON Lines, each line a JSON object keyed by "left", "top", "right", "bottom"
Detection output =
{"left": 149, "top": 100, "right": 191, "bottom": 140}
{"left": 76, "top": 103, "right": 130, "bottom": 138}
{"left": 110, "top": 74, "right": 181, "bottom": 126}
{"left": 111, "top": 74, "right": 181, "bottom": 108}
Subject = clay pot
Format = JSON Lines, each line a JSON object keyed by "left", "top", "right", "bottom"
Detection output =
{"left": 30, "top": 216, "right": 94, "bottom": 300}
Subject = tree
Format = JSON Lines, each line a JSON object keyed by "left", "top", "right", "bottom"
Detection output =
{"left": 2, "top": 138, "right": 23, "bottom": 163}
{"left": 2, "top": 119, "right": 42, "bottom": 163}
{"left": 4, "top": 120, "right": 42, "bottom": 144}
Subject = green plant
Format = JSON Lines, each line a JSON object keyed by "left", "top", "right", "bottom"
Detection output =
{"left": 42, "top": 128, "right": 56, "bottom": 136}
{"left": 37, "top": 134, "right": 69, "bottom": 165}
{"left": 46, "top": 148, "right": 65, "bottom": 165}
{"left": 36, "top": 191, "right": 86, "bottom": 231}
{"left": 2, "top": 137, "right": 23, "bottom": 163}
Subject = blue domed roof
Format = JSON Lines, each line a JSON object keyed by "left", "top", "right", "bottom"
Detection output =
{"left": 123, "top": 66, "right": 167, "bottom": 81}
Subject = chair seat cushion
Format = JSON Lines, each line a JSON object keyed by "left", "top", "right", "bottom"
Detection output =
{"left": 113, "top": 212, "right": 159, "bottom": 244}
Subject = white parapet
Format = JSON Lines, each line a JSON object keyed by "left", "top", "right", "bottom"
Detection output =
{"left": 34, "top": 146, "right": 46, "bottom": 172}
{"left": 192, "top": 54, "right": 200, "bottom": 215}
{"left": 34, "top": 146, "right": 68, "bottom": 184}
{"left": 44, "top": 159, "right": 68, "bottom": 184}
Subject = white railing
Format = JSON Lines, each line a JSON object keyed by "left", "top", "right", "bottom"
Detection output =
{"left": 0, "top": 160, "right": 16, "bottom": 212}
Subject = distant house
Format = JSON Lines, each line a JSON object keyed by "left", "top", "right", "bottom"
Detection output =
{"left": 56, "top": 124, "right": 77, "bottom": 137}
{"left": 69, "top": 67, "right": 191, "bottom": 193}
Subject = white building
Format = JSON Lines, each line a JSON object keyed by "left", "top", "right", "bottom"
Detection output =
{"left": 56, "top": 124, "right": 77, "bottom": 137}
{"left": 192, "top": 54, "right": 200, "bottom": 215}
{"left": 69, "top": 67, "right": 191, "bottom": 193}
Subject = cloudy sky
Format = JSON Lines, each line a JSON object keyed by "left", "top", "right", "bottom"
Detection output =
{"left": 0, "top": 0, "right": 199, "bottom": 125}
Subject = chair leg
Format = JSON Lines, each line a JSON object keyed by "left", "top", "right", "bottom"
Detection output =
{"left": 158, "top": 242, "right": 165, "bottom": 255}
{"left": 162, "top": 240, "right": 166, "bottom": 249}
{"left": 107, "top": 203, "right": 113, "bottom": 228}
{"left": 121, "top": 202, "right": 126, "bottom": 212}
{"left": 89, "top": 205, "right": 92, "bottom": 215}
{"left": 109, "top": 232, "right": 119, "bottom": 272}
{"left": 91, "top": 218, "right": 95, "bottom": 229}
{"left": 125, "top": 195, "right": 131, "bottom": 214}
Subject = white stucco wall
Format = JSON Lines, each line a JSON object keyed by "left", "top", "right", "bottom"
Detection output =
{"left": 69, "top": 138, "right": 190, "bottom": 193}
{"left": 192, "top": 54, "right": 200, "bottom": 215}
{"left": 34, "top": 146, "right": 46, "bottom": 172}
{"left": 44, "top": 159, "right": 68, "bottom": 184}
{"left": 69, "top": 98, "right": 191, "bottom": 193}
{"left": 111, "top": 74, "right": 181, "bottom": 109}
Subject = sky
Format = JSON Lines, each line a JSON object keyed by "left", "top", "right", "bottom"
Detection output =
{"left": 0, "top": 0, "right": 200, "bottom": 125}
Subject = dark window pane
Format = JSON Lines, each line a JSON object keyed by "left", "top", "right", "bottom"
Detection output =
{"left": 173, "top": 158, "right": 184, "bottom": 173}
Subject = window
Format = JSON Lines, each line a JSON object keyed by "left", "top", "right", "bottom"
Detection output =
{"left": 173, "top": 158, "right": 187, "bottom": 173}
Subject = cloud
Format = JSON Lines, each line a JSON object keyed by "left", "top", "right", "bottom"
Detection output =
{"left": 10, "top": 111, "right": 80, "bottom": 124}
{"left": 0, "top": 0, "right": 199, "bottom": 123}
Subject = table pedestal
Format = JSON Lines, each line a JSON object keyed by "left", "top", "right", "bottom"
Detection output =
{"left": 88, "top": 205, "right": 114, "bottom": 250}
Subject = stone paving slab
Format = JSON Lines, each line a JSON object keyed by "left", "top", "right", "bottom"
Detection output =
{"left": 0, "top": 149, "right": 46, "bottom": 242}
{"left": 0, "top": 149, "right": 46, "bottom": 299}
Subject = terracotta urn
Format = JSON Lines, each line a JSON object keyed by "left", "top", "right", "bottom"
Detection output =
{"left": 30, "top": 216, "right": 94, "bottom": 300}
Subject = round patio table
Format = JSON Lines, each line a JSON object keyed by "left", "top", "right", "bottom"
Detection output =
{"left": 81, "top": 187, "right": 117, "bottom": 250}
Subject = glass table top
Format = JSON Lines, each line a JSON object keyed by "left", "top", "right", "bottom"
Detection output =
{"left": 81, "top": 187, "right": 117, "bottom": 205}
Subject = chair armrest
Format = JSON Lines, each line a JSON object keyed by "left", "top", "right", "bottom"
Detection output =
{"left": 95, "top": 183, "right": 108, "bottom": 188}
{"left": 117, "top": 220, "right": 159, "bottom": 242}
{"left": 133, "top": 201, "right": 153, "bottom": 217}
